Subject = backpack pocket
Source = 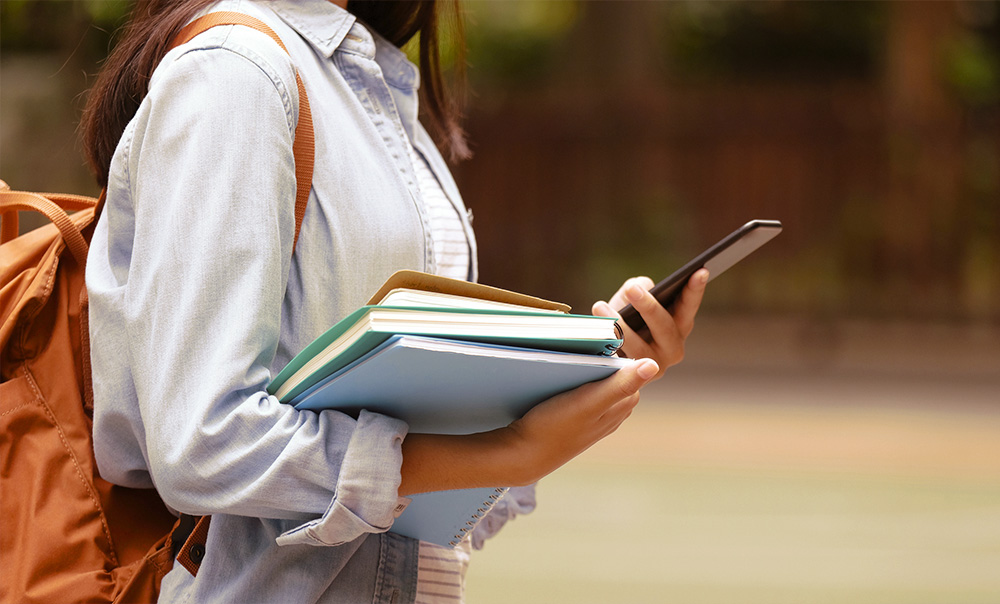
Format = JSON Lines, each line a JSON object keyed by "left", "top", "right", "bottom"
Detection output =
{"left": 0, "top": 369, "right": 119, "bottom": 604}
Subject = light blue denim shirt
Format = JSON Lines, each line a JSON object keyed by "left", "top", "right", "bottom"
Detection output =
{"left": 85, "top": 1, "right": 533, "bottom": 602}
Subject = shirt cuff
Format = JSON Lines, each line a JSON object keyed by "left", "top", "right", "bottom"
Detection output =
{"left": 276, "top": 410, "right": 408, "bottom": 546}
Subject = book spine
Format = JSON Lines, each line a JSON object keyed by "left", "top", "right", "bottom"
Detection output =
{"left": 448, "top": 487, "right": 508, "bottom": 547}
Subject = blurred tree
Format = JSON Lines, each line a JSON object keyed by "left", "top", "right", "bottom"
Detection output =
{"left": 2, "top": 0, "right": 997, "bottom": 319}
{"left": 0, "top": 0, "right": 126, "bottom": 57}
{"left": 462, "top": 0, "right": 578, "bottom": 88}
{"left": 0, "top": 0, "right": 124, "bottom": 200}
{"left": 880, "top": 1, "right": 995, "bottom": 318}
{"left": 664, "top": 1, "right": 884, "bottom": 81}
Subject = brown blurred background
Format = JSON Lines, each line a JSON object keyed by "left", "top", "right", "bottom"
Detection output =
{"left": 2, "top": 2, "right": 999, "bottom": 602}
{"left": 3, "top": 1, "right": 999, "bottom": 322}
{"left": 454, "top": 1, "right": 1000, "bottom": 323}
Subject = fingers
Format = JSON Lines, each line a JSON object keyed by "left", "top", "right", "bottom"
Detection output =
{"left": 621, "top": 282, "right": 679, "bottom": 360}
{"left": 619, "top": 269, "right": 708, "bottom": 343}
{"left": 594, "top": 272, "right": 707, "bottom": 374}
{"left": 591, "top": 299, "right": 617, "bottom": 319}
{"left": 671, "top": 268, "right": 709, "bottom": 337}
{"left": 622, "top": 281, "right": 673, "bottom": 330}
{"left": 594, "top": 359, "right": 653, "bottom": 431}
{"left": 632, "top": 276, "right": 656, "bottom": 293}
{"left": 577, "top": 357, "right": 656, "bottom": 406}
{"left": 593, "top": 296, "right": 656, "bottom": 361}
{"left": 603, "top": 276, "right": 655, "bottom": 311}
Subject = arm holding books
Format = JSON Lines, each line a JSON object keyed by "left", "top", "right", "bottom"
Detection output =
{"left": 398, "top": 358, "right": 658, "bottom": 495}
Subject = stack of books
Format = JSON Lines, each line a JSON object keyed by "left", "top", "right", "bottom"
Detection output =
{"left": 268, "top": 270, "right": 628, "bottom": 546}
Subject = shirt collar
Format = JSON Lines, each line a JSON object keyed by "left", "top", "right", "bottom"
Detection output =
{"left": 269, "top": 0, "right": 419, "bottom": 91}
{"left": 371, "top": 33, "right": 420, "bottom": 92}
{"left": 269, "top": 0, "right": 355, "bottom": 58}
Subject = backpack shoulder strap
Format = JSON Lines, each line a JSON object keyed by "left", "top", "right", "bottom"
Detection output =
{"left": 0, "top": 188, "right": 95, "bottom": 266}
{"left": 171, "top": 12, "right": 314, "bottom": 251}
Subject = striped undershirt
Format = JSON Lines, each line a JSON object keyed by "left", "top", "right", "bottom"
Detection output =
{"left": 415, "top": 541, "right": 472, "bottom": 604}
{"left": 405, "top": 140, "right": 473, "bottom": 602}
{"left": 405, "top": 140, "right": 470, "bottom": 281}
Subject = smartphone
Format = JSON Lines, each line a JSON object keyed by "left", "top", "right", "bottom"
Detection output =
{"left": 618, "top": 219, "right": 782, "bottom": 339}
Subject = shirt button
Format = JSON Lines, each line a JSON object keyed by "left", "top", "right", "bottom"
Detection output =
{"left": 189, "top": 543, "right": 206, "bottom": 564}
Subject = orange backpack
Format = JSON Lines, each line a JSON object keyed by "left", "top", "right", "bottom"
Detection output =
{"left": 0, "top": 13, "right": 312, "bottom": 604}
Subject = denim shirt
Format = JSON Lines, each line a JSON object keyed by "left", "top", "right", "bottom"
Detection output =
{"left": 85, "top": 1, "right": 498, "bottom": 602}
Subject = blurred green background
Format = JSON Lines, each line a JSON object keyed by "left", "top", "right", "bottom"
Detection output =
{"left": 2, "top": 1, "right": 999, "bottom": 602}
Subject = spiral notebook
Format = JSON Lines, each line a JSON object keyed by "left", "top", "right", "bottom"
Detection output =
{"left": 290, "top": 334, "right": 629, "bottom": 546}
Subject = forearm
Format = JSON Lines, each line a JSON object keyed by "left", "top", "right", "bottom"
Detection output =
{"left": 399, "top": 428, "right": 529, "bottom": 496}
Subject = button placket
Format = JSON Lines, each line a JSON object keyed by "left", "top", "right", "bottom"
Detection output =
{"left": 336, "top": 51, "right": 435, "bottom": 273}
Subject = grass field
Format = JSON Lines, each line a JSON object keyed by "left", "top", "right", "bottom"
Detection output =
{"left": 464, "top": 324, "right": 1000, "bottom": 603}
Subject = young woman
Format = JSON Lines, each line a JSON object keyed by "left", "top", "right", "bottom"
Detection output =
{"left": 82, "top": 1, "right": 708, "bottom": 602}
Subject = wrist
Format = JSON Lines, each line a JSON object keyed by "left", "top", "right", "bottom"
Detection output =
{"left": 486, "top": 425, "right": 543, "bottom": 487}
{"left": 398, "top": 427, "right": 537, "bottom": 497}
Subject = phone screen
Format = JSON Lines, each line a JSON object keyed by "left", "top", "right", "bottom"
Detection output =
{"left": 618, "top": 219, "right": 782, "bottom": 339}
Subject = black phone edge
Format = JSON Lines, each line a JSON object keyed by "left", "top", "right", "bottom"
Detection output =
{"left": 617, "top": 219, "right": 782, "bottom": 338}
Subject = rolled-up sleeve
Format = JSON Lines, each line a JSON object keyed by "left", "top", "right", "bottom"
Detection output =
{"left": 277, "top": 410, "right": 409, "bottom": 546}
{"left": 89, "top": 35, "right": 407, "bottom": 547}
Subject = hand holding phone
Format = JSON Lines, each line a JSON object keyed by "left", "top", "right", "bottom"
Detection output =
{"left": 618, "top": 219, "right": 782, "bottom": 339}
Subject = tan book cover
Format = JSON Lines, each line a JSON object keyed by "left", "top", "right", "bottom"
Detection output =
{"left": 367, "top": 270, "right": 572, "bottom": 314}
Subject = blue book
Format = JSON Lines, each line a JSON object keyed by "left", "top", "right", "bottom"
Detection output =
{"left": 290, "top": 335, "right": 629, "bottom": 546}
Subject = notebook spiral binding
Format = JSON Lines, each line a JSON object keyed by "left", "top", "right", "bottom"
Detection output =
{"left": 604, "top": 323, "right": 624, "bottom": 355}
{"left": 448, "top": 487, "right": 508, "bottom": 547}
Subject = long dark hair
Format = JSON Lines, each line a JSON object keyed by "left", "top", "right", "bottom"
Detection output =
{"left": 81, "top": 0, "right": 468, "bottom": 188}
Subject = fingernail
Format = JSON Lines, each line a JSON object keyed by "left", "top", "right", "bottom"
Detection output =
{"left": 699, "top": 270, "right": 710, "bottom": 284}
{"left": 636, "top": 359, "right": 658, "bottom": 380}
{"left": 593, "top": 301, "right": 610, "bottom": 315}
{"left": 626, "top": 284, "right": 644, "bottom": 302}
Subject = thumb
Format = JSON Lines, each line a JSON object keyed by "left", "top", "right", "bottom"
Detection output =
{"left": 609, "top": 358, "right": 659, "bottom": 399}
